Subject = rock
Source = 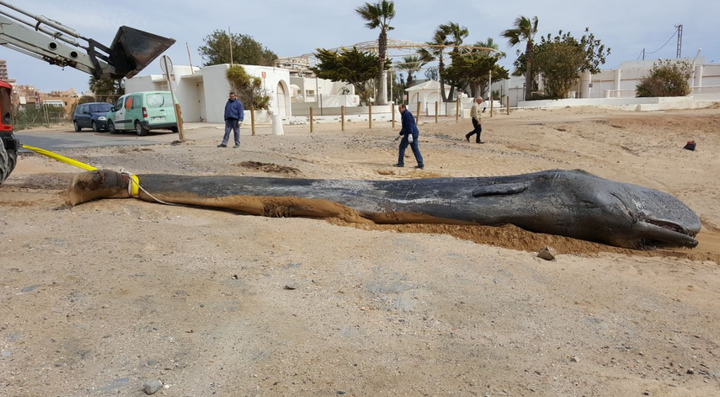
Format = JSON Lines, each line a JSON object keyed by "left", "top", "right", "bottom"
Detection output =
{"left": 538, "top": 246, "right": 558, "bottom": 261}
{"left": 570, "top": 356, "right": 580, "bottom": 363}
{"left": 284, "top": 283, "right": 299, "bottom": 290}
{"left": 143, "top": 379, "right": 163, "bottom": 395}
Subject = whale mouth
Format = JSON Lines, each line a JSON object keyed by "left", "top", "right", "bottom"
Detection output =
{"left": 638, "top": 219, "right": 699, "bottom": 249}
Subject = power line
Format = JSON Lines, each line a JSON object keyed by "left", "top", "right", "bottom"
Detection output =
{"left": 645, "top": 27, "right": 678, "bottom": 55}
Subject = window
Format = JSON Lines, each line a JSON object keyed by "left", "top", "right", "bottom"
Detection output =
{"left": 125, "top": 96, "right": 133, "bottom": 110}
{"left": 115, "top": 97, "right": 124, "bottom": 110}
{"left": 145, "top": 93, "right": 173, "bottom": 108}
{"left": 89, "top": 103, "right": 112, "bottom": 113}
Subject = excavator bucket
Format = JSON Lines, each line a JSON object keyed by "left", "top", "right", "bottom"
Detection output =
{"left": 107, "top": 26, "right": 176, "bottom": 79}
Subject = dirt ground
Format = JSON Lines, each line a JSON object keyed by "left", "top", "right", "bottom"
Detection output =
{"left": 2, "top": 106, "right": 720, "bottom": 396}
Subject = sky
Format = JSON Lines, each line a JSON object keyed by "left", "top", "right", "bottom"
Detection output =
{"left": 1, "top": 0, "right": 718, "bottom": 93}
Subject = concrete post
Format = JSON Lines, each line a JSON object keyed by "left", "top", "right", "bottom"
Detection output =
{"left": 615, "top": 69, "right": 622, "bottom": 98}
{"left": 310, "top": 107, "right": 313, "bottom": 133}
{"left": 391, "top": 103, "right": 395, "bottom": 129}
{"left": 341, "top": 106, "right": 345, "bottom": 132}
{"left": 272, "top": 114, "right": 283, "bottom": 135}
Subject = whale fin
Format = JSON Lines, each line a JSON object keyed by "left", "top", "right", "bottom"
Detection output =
{"left": 472, "top": 182, "right": 529, "bottom": 197}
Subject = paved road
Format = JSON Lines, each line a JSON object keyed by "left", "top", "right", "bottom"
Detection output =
{"left": 15, "top": 129, "right": 180, "bottom": 152}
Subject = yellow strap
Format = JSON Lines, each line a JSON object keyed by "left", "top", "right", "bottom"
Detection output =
{"left": 21, "top": 144, "right": 97, "bottom": 171}
{"left": 129, "top": 174, "right": 140, "bottom": 197}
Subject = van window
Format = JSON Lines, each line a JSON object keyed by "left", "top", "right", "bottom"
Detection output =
{"left": 125, "top": 96, "right": 133, "bottom": 110}
{"left": 115, "top": 97, "right": 124, "bottom": 110}
{"left": 145, "top": 93, "right": 173, "bottom": 108}
{"left": 132, "top": 94, "right": 142, "bottom": 109}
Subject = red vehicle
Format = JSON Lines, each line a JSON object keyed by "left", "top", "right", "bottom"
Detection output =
{"left": 0, "top": 2, "right": 174, "bottom": 184}
{"left": 0, "top": 81, "right": 18, "bottom": 182}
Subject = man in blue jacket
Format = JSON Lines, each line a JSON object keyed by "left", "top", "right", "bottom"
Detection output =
{"left": 218, "top": 92, "right": 245, "bottom": 148}
{"left": 394, "top": 104, "right": 424, "bottom": 169}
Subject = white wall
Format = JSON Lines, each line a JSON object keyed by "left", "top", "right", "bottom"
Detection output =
{"left": 289, "top": 76, "right": 354, "bottom": 103}
{"left": 126, "top": 64, "right": 293, "bottom": 123}
{"left": 491, "top": 58, "right": 720, "bottom": 107}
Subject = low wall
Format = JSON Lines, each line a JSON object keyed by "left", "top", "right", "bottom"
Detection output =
{"left": 518, "top": 95, "right": 720, "bottom": 111}
{"left": 291, "top": 104, "right": 396, "bottom": 117}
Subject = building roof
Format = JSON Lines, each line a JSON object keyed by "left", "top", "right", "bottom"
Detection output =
{"left": 406, "top": 80, "right": 444, "bottom": 92}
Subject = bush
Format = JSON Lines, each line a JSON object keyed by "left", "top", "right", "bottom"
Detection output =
{"left": 636, "top": 60, "right": 692, "bottom": 97}
{"left": 226, "top": 65, "right": 271, "bottom": 110}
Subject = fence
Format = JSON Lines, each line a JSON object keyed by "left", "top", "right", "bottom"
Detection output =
{"left": 12, "top": 105, "right": 67, "bottom": 131}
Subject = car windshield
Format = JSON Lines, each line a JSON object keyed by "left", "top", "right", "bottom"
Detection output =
{"left": 89, "top": 103, "right": 113, "bottom": 113}
{"left": 145, "top": 93, "right": 173, "bottom": 108}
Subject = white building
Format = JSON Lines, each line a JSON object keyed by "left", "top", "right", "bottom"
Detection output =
{"left": 493, "top": 58, "right": 720, "bottom": 107}
{"left": 126, "top": 64, "right": 292, "bottom": 122}
{"left": 405, "top": 80, "right": 451, "bottom": 116}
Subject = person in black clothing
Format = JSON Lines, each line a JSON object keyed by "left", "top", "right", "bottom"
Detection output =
{"left": 394, "top": 104, "right": 424, "bottom": 169}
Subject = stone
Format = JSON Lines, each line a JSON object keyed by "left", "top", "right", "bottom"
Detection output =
{"left": 538, "top": 246, "right": 558, "bottom": 261}
{"left": 143, "top": 379, "right": 163, "bottom": 395}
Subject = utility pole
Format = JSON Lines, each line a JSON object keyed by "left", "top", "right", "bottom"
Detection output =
{"left": 675, "top": 24, "right": 683, "bottom": 58}
{"left": 228, "top": 27, "right": 233, "bottom": 65}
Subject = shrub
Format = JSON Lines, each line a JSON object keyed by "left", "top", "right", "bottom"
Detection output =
{"left": 226, "top": 65, "right": 271, "bottom": 110}
{"left": 636, "top": 60, "right": 692, "bottom": 97}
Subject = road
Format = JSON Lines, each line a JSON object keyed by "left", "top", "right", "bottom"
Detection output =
{"left": 15, "top": 128, "right": 179, "bottom": 152}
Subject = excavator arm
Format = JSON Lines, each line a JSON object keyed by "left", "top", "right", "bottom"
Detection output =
{"left": 0, "top": 1, "right": 175, "bottom": 79}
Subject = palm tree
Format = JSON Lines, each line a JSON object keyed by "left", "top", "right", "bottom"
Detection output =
{"left": 501, "top": 16, "right": 539, "bottom": 101}
{"left": 417, "top": 27, "right": 449, "bottom": 101}
{"left": 439, "top": 22, "right": 468, "bottom": 101}
{"left": 395, "top": 55, "right": 425, "bottom": 88}
{"left": 356, "top": 1, "right": 395, "bottom": 106}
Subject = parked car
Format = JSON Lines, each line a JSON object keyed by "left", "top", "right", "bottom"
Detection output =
{"left": 73, "top": 102, "right": 113, "bottom": 132}
{"left": 106, "top": 91, "right": 178, "bottom": 136}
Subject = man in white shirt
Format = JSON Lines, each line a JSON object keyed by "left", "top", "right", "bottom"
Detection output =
{"left": 465, "top": 97, "right": 484, "bottom": 144}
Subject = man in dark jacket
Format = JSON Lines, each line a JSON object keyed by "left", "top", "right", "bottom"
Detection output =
{"left": 394, "top": 104, "right": 424, "bottom": 169}
{"left": 218, "top": 92, "right": 245, "bottom": 148}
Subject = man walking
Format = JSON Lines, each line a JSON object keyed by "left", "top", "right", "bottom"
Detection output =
{"left": 394, "top": 104, "right": 424, "bottom": 169}
{"left": 218, "top": 92, "right": 244, "bottom": 148}
{"left": 465, "top": 97, "right": 484, "bottom": 144}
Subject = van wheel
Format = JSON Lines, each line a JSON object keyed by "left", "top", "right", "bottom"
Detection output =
{"left": 92, "top": 121, "right": 99, "bottom": 132}
{"left": 73, "top": 120, "right": 81, "bottom": 132}
{"left": 135, "top": 121, "right": 148, "bottom": 136}
{"left": 108, "top": 121, "right": 119, "bottom": 134}
{"left": 170, "top": 127, "right": 178, "bottom": 133}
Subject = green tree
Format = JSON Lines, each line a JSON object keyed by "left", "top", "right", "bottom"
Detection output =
{"left": 311, "top": 47, "right": 385, "bottom": 105}
{"left": 395, "top": 55, "right": 426, "bottom": 88}
{"left": 444, "top": 50, "right": 508, "bottom": 99}
{"left": 533, "top": 28, "right": 610, "bottom": 99}
{"left": 226, "top": 65, "right": 271, "bottom": 109}
{"left": 417, "top": 28, "right": 449, "bottom": 100}
{"left": 439, "top": 22, "right": 468, "bottom": 101}
{"left": 199, "top": 30, "right": 277, "bottom": 66}
{"left": 356, "top": 0, "right": 395, "bottom": 106}
{"left": 636, "top": 60, "right": 692, "bottom": 97}
{"left": 88, "top": 76, "right": 124, "bottom": 102}
{"left": 501, "top": 16, "right": 539, "bottom": 101}
{"left": 424, "top": 66, "right": 439, "bottom": 81}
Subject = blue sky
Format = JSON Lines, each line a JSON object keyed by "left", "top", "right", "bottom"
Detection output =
{"left": 2, "top": 0, "right": 718, "bottom": 93}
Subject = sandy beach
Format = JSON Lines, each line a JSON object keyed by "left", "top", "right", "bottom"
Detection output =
{"left": 1, "top": 106, "right": 719, "bottom": 396}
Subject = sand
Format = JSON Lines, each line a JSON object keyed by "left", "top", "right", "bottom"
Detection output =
{"left": 1, "top": 106, "right": 719, "bottom": 396}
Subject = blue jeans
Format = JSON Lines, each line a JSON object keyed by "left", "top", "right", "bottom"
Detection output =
{"left": 397, "top": 135, "right": 424, "bottom": 167}
{"left": 222, "top": 119, "right": 240, "bottom": 146}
